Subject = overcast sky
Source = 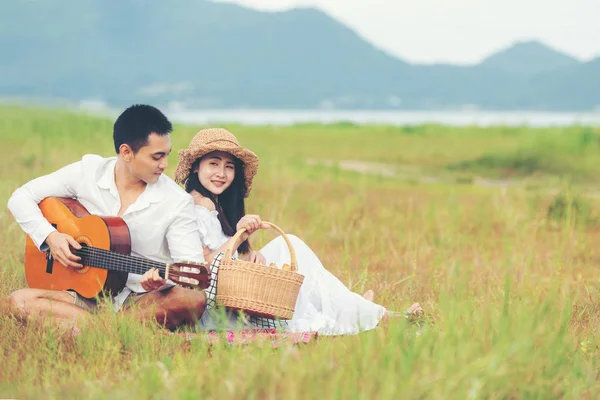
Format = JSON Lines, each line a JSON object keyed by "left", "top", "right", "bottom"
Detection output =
{"left": 216, "top": 0, "right": 600, "bottom": 65}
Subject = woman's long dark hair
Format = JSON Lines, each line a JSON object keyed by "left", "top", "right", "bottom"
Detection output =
{"left": 185, "top": 156, "right": 251, "bottom": 254}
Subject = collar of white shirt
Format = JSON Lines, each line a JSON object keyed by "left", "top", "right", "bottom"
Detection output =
{"left": 96, "top": 158, "right": 166, "bottom": 215}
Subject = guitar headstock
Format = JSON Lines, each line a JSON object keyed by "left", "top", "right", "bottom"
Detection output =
{"left": 167, "top": 261, "right": 210, "bottom": 290}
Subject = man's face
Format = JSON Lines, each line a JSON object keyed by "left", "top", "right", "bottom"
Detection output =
{"left": 128, "top": 133, "right": 172, "bottom": 184}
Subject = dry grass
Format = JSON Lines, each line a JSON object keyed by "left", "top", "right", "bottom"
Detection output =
{"left": 1, "top": 105, "right": 600, "bottom": 398}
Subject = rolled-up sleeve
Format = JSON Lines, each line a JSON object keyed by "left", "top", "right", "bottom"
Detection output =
{"left": 165, "top": 196, "right": 206, "bottom": 265}
{"left": 7, "top": 160, "right": 84, "bottom": 249}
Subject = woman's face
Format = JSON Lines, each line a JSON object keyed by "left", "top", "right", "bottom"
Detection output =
{"left": 196, "top": 151, "right": 236, "bottom": 195}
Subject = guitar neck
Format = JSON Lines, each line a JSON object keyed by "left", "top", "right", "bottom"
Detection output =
{"left": 75, "top": 246, "right": 167, "bottom": 276}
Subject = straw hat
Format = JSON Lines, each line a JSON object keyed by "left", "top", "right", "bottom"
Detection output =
{"left": 175, "top": 128, "right": 259, "bottom": 197}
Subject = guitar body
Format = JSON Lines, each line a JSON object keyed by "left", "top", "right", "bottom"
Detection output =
{"left": 24, "top": 197, "right": 130, "bottom": 299}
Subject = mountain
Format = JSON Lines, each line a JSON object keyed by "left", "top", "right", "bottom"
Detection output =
{"left": 0, "top": 0, "right": 412, "bottom": 108}
{"left": 0, "top": 0, "right": 598, "bottom": 111}
{"left": 480, "top": 41, "right": 581, "bottom": 77}
{"left": 527, "top": 57, "right": 600, "bottom": 110}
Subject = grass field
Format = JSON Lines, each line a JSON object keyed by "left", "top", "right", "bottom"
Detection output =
{"left": 1, "top": 105, "right": 600, "bottom": 398}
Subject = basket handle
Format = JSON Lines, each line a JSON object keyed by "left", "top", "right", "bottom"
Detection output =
{"left": 224, "top": 221, "right": 298, "bottom": 272}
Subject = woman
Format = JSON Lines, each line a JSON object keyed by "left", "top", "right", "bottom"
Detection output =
{"left": 175, "top": 128, "right": 417, "bottom": 335}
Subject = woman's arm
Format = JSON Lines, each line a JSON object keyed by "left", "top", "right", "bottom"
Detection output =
{"left": 193, "top": 195, "right": 249, "bottom": 264}
{"left": 203, "top": 234, "right": 248, "bottom": 264}
{"left": 204, "top": 239, "right": 266, "bottom": 265}
{"left": 202, "top": 216, "right": 269, "bottom": 264}
{"left": 192, "top": 194, "right": 269, "bottom": 264}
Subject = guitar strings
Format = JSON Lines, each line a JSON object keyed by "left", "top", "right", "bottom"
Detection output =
{"left": 73, "top": 246, "right": 208, "bottom": 285}
{"left": 74, "top": 246, "right": 167, "bottom": 276}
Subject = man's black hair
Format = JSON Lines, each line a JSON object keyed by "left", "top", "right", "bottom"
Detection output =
{"left": 113, "top": 104, "right": 173, "bottom": 154}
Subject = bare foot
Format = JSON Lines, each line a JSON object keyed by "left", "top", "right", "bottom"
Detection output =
{"left": 405, "top": 302, "right": 424, "bottom": 321}
{"left": 379, "top": 302, "right": 425, "bottom": 325}
{"left": 362, "top": 290, "right": 374, "bottom": 302}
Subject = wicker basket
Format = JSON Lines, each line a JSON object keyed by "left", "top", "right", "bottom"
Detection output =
{"left": 216, "top": 222, "right": 304, "bottom": 319}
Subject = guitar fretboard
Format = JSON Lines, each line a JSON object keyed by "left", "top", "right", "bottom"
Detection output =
{"left": 75, "top": 246, "right": 167, "bottom": 276}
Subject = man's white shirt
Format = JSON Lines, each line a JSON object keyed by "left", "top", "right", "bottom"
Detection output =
{"left": 7, "top": 154, "right": 205, "bottom": 308}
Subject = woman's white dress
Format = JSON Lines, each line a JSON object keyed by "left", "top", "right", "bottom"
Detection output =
{"left": 194, "top": 206, "right": 386, "bottom": 335}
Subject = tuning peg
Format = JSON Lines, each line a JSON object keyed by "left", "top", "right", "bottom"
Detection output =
{"left": 176, "top": 276, "right": 200, "bottom": 286}
{"left": 178, "top": 266, "right": 204, "bottom": 274}
{"left": 178, "top": 260, "right": 208, "bottom": 267}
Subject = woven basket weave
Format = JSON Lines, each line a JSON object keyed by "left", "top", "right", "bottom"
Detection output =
{"left": 216, "top": 222, "right": 304, "bottom": 320}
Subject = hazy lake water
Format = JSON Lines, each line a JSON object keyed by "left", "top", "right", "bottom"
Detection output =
{"left": 71, "top": 101, "right": 600, "bottom": 127}
{"left": 163, "top": 109, "right": 600, "bottom": 127}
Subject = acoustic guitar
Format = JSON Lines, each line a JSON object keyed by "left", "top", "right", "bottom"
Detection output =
{"left": 24, "top": 197, "right": 209, "bottom": 299}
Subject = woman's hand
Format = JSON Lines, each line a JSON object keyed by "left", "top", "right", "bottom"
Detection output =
{"left": 140, "top": 268, "right": 167, "bottom": 292}
{"left": 242, "top": 251, "right": 267, "bottom": 265}
{"left": 236, "top": 214, "right": 270, "bottom": 240}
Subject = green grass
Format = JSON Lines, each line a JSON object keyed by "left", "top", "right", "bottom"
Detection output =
{"left": 2, "top": 105, "right": 600, "bottom": 398}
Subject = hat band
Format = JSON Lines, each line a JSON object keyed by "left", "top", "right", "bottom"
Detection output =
{"left": 203, "top": 138, "right": 240, "bottom": 147}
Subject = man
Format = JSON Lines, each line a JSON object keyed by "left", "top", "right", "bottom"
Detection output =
{"left": 7, "top": 104, "right": 206, "bottom": 332}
